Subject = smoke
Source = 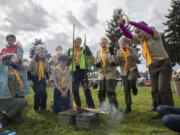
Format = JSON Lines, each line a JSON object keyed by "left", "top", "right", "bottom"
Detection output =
{"left": 99, "top": 101, "right": 124, "bottom": 123}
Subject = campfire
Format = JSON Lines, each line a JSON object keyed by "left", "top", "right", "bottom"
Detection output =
{"left": 59, "top": 102, "right": 109, "bottom": 128}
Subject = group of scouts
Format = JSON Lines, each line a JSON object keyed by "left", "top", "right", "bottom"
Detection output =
{"left": 0, "top": 12, "right": 175, "bottom": 130}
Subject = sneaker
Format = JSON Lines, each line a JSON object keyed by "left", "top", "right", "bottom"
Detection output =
{"left": 0, "top": 112, "right": 10, "bottom": 128}
{"left": 132, "top": 87, "right": 138, "bottom": 95}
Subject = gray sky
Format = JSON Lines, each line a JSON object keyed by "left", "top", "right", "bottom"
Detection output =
{"left": 0, "top": 0, "right": 172, "bottom": 71}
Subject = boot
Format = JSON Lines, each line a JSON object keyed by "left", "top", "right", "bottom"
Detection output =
{"left": 132, "top": 87, "right": 138, "bottom": 95}
{"left": 125, "top": 105, "right": 131, "bottom": 113}
{"left": 0, "top": 111, "right": 10, "bottom": 128}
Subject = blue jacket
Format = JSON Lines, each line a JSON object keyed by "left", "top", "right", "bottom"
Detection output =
{"left": 0, "top": 48, "right": 30, "bottom": 99}
{"left": 0, "top": 59, "right": 12, "bottom": 99}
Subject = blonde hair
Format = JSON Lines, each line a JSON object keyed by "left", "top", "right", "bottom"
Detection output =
{"left": 71, "top": 37, "right": 82, "bottom": 48}
{"left": 99, "top": 36, "right": 110, "bottom": 48}
{"left": 118, "top": 36, "right": 132, "bottom": 47}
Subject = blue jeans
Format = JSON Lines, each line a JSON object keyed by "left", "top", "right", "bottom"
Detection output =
{"left": 53, "top": 88, "right": 70, "bottom": 113}
{"left": 157, "top": 105, "right": 180, "bottom": 132}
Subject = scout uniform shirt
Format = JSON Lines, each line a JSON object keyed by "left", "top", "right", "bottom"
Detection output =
{"left": 52, "top": 66, "right": 72, "bottom": 90}
{"left": 133, "top": 28, "right": 169, "bottom": 64}
{"left": 116, "top": 48, "right": 138, "bottom": 76}
{"left": 96, "top": 50, "right": 118, "bottom": 80}
{"left": 28, "top": 60, "right": 49, "bottom": 79}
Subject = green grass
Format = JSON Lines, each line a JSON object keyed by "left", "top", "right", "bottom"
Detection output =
{"left": 1, "top": 84, "right": 180, "bottom": 135}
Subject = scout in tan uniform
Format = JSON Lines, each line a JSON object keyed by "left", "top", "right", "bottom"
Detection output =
{"left": 49, "top": 45, "right": 63, "bottom": 83}
{"left": 115, "top": 13, "right": 174, "bottom": 115}
{"left": 96, "top": 36, "right": 118, "bottom": 108}
{"left": 27, "top": 45, "right": 49, "bottom": 113}
{"left": 116, "top": 36, "right": 138, "bottom": 113}
{"left": 52, "top": 55, "right": 72, "bottom": 113}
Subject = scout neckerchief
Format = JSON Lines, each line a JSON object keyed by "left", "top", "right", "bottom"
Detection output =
{"left": 120, "top": 48, "right": 130, "bottom": 71}
{"left": 75, "top": 47, "right": 80, "bottom": 65}
{"left": 12, "top": 69, "right": 26, "bottom": 94}
{"left": 56, "top": 65, "right": 66, "bottom": 89}
{"left": 38, "top": 60, "right": 45, "bottom": 81}
{"left": 100, "top": 48, "right": 109, "bottom": 74}
{"left": 142, "top": 40, "right": 152, "bottom": 67}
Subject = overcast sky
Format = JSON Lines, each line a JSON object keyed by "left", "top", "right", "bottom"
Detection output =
{"left": 0, "top": 0, "right": 172, "bottom": 72}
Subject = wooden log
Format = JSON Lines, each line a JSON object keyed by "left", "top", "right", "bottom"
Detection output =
{"left": 83, "top": 108, "right": 110, "bottom": 115}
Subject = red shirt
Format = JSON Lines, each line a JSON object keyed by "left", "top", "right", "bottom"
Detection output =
{"left": 0, "top": 45, "right": 19, "bottom": 56}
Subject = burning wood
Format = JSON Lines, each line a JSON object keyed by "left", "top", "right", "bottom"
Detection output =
{"left": 83, "top": 108, "right": 110, "bottom": 115}
{"left": 72, "top": 104, "right": 110, "bottom": 115}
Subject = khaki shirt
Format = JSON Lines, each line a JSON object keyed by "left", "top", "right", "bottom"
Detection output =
{"left": 52, "top": 67, "right": 72, "bottom": 89}
{"left": 96, "top": 50, "right": 119, "bottom": 80}
{"left": 115, "top": 48, "right": 138, "bottom": 76}
{"left": 133, "top": 28, "right": 169, "bottom": 64}
{"left": 8, "top": 67, "right": 18, "bottom": 97}
{"left": 28, "top": 60, "right": 49, "bottom": 76}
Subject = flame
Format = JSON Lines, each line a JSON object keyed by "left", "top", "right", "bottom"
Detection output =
{"left": 73, "top": 101, "right": 77, "bottom": 110}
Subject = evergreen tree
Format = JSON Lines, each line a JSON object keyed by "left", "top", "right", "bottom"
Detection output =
{"left": 164, "top": 0, "right": 180, "bottom": 65}
{"left": 29, "top": 38, "right": 51, "bottom": 60}
{"left": 105, "top": 8, "right": 128, "bottom": 51}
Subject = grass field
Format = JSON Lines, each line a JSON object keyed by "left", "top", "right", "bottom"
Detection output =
{"left": 0, "top": 84, "right": 180, "bottom": 135}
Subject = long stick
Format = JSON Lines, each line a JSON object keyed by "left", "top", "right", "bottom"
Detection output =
{"left": 70, "top": 24, "right": 75, "bottom": 111}
{"left": 84, "top": 34, "right": 88, "bottom": 108}
{"left": 84, "top": 34, "right": 87, "bottom": 68}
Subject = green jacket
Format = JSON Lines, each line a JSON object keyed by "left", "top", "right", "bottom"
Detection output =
{"left": 69, "top": 48, "right": 85, "bottom": 71}
{"left": 68, "top": 45, "right": 92, "bottom": 71}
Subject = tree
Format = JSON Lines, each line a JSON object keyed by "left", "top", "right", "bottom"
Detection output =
{"left": 105, "top": 8, "right": 141, "bottom": 64}
{"left": 163, "top": 0, "right": 180, "bottom": 65}
{"left": 29, "top": 38, "right": 51, "bottom": 60}
{"left": 105, "top": 8, "right": 128, "bottom": 51}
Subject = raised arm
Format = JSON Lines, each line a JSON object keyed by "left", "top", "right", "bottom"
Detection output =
{"left": 130, "top": 21, "right": 154, "bottom": 35}
{"left": 115, "top": 14, "right": 133, "bottom": 39}
{"left": 120, "top": 24, "right": 133, "bottom": 39}
{"left": 84, "top": 45, "right": 92, "bottom": 56}
{"left": 123, "top": 13, "right": 154, "bottom": 35}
